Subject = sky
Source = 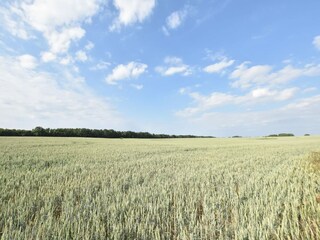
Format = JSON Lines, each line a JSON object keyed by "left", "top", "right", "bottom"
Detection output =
{"left": 1, "top": 0, "right": 320, "bottom": 137}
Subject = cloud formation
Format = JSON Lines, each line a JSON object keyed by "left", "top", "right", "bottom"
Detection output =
{"left": 106, "top": 62, "right": 148, "bottom": 85}
{"left": 1, "top": 0, "right": 101, "bottom": 60}
{"left": 162, "top": 6, "right": 190, "bottom": 35}
{"left": 20, "top": 0, "right": 100, "bottom": 32}
{"left": 17, "top": 54, "right": 38, "bottom": 69}
{"left": 45, "top": 27, "right": 85, "bottom": 55}
{"left": 179, "top": 94, "right": 320, "bottom": 136}
{"left": 90, "top": 61, "right": 111, "bottom": 71}
{"left": 41, "top": 51, "right": 57, "bottom": 62}
{"left": 0, "top": 56, "right": 125, "bottom": 129}
{"left": 110, "top": 0, "right": 156, "bottom": 31}
{"left": 177, "top": 87, "right": 298, "bottom": 117}
{"left": 203, "top": 58, "right": 235, "bottom": 74}
{"left": 155, "top": 56, "right": 192, "bottom": 76}
{"left": 229, "top": 62, "right": 320, "bottom": 89}
{"left": 0, "top": 5, "right": 32, "bottom": 40}
{"left": 75, "top": 50, "right": 88, "bottom": 62}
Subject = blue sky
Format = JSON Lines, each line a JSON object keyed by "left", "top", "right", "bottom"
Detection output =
{"left": 1, "top": 0, "right": 320, "bottom": 136}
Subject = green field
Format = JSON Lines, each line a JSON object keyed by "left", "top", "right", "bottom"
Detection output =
{"left": 1, "top": 137, "right": 320, "bottom": 239}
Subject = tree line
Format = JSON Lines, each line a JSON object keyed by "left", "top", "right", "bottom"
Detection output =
{"left": 266, "top": 133, "right": 295, "bottom": 137}
{"left": 0, "top": 127, "right": 214, "bottom": 139}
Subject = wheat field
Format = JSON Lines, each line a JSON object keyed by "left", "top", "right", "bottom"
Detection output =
{"left": 0, "top": 137, "right": 320, "bottom": 239}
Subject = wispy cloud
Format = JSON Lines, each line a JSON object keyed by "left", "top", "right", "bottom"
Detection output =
{"left": 0, "top": 4, "right": 33, "bottom": 40}
{"left": 203, "top": 57, "right": 234, "bottom": 74}
{"left": 229, "top": 62, "right": 320, "bottom": 89}
{"left": 155, "top": 56, "right": 192, "bottom": 76}
{"left": 131, "top": 84, "right": 144, "bottom": 90}
{"left": 0, "top": 55, "right": 125, "bottom": 129}
{"left": 183, "top": 95, "right": 320, "bottom": 136}
{"left": 90, "top": 61, "right": 111, "bottom": 71}
{"left": 313, "top": 35, "right": 320, "bottom": 50}
{"left": 176, "top": 87, "right": 298, "bottom": 117}
{"left": 85, "top": 41, "right": 95, "bottom": 51}
{"left": 162, "top": 6, "right": 190, "bottom": 35}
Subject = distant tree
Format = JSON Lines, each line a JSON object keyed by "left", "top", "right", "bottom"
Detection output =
{"left": 0, "top": 127, "right": 214, "bottom": 139}
{"left": 267, "top": 133, "right": 294, "bottom": 137}
{"left": 278, "top": 133, "right": 294, "bottom": 137}
{"left": 304, "top": 134, "right": 310, "bottom": 136}
{"left": 32, "top": 126, "right": 46, "bottom": 136}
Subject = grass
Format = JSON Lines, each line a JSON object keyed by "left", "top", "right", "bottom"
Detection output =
{"left": 309, "top": 151, "right": 320, "bottom": 172}
{"left": 0, "top": 136, "right": 320, "bottom": 239}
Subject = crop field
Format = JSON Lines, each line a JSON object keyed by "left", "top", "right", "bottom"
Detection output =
{"left": 0, "top": 137, "right": 320, "bottom": 239}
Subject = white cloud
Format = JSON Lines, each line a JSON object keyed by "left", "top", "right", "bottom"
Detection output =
{"left": 41, "top": 51, "right": 57, "bottom": 62}
{"left": 250, "top": 88, "right": 274, "bottom": 98}
{"left": 166, "top": 10, "right": 186, "bottom": 29}
{"left": 176, "top": 87, "right": 298, "bottom": 117}
{"left": 176, "top": 92, "right": 235, "bottom": 117}
{"left": 157, "top": 66, "right": 189, "bottom": 76}
{"left": 250, "top": 87, "right": 298, "bottom": 101}
{"left": 156, "top": 56, "right": 192, "bottom": 76}
{"left": 164, "top": 56, "right": 183, "bottom": 65}
{"left": 17, "top": 54, "right": 37, "bottom": 69}
{"left": 182, "top": 95, "right": 320, "bottom": 136}
{"left": 60, "top": 55, "right": 74, "bottom": 65}
{"left": 2, "top": 0, "right": 102, "bottom": 57}
{"left": 230, "top": 63, "right": 272, "bottom": 88}
{"left": 90, "top": 61, "right": 111, "bottom": 71}
{"left": 75, "top": 50, "right": 88, "bottom": 62}
{"left": 313, "top": 36, "right": 320, "bottom": 50}
{"left": 179, "top": 87, "right": 187, "bottom": 94}
{"left": 110, "top": 0, "right": 156, "bottom": 31}
{"left": 162, "top": 6, "right": 190, "bottom": 35}
{"left": 0, "top": 56, "right": 125, "bottom": 129}
{"left": 106, "top": 62, "right": 148, "bottom": 85}
{"left": 284, "top": 95, "right": 320, "bottom": 110}
{"left": 203, "top": 58, "right": 235, "bottom": 74}
{"left": 230, "top": 62, "right": 320, "bottom": 89}
{"left": 303, "top": 87, "right": 317, "bottom": 93}
{"left": 21, "top": 0, "right": 101, "bottom": 32}
{"left": 45, "top": 27, "right": 85, "bottom": 54}
{"left": 85, "top": 41, "right": 95, "bottom": 50}
{"left": 0, "top": 5, "right": 33, "bottom": 40}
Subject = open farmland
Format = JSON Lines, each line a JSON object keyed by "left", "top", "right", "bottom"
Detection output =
{"left": 0, "top": 137, "right": 320, "bottom": 239}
